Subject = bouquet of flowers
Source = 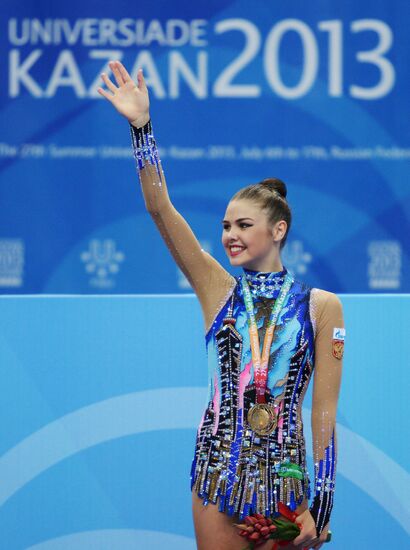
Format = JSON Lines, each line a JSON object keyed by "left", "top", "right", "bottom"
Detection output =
{"left": 234, "top": 502, "right": 301, "bottom": 549}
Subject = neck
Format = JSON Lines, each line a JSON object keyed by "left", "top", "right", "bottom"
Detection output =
{"left": 243, "top": 257, "right": 283, "bottom": 273}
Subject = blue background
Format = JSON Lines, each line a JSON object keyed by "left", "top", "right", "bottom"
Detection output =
{"left": 0, "top": 294, "right": 409, "bottom": 549}
{"left": 1, "top": 1, "right": 409, "bottom": 548}
{"left": 0, "top": 0, "right": 409, "bottom": 294}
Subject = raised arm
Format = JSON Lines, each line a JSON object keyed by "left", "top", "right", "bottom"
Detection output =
{"left": 310, "top": 291, "right": 344, "bottom": 543}
{"left": 98, "top": 61, "right": 234, "bottom": 327}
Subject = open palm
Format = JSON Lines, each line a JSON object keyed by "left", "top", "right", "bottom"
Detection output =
{"left": 98, "top": 60, "right": 150, "bottom": 128}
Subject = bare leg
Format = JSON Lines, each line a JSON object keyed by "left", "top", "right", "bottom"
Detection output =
{"left": 192, "top": 491, "right": 280, "bottom": 550}
{"left": 192, "top": 491, "right": 310, "bottom": 550}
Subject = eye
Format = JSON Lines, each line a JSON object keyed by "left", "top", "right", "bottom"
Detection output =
{"left": 240, "top": 223, "right": 251, "bottom": 229}
{"left": 222, "top": 223, "right": 230, "bottom": 230}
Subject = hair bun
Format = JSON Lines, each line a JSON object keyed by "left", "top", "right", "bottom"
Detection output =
{"left": 260, "top": 178, "right": 287, "bottom": 199}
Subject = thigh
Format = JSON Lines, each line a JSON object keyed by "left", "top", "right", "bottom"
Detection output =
{"left": 192, "top": 492, "right": 310, "bottom": 550}
{"left": 192, "top": 492, "right": 274, "bottom": 550}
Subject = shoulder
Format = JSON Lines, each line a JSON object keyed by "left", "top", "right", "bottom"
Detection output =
{"left": 287, "top": 273, "right": 342, "bottom": 312}
{"left": 287, "top": 276, "right": 312, "bottom": 297}
{"left": 312, "top": 288, "right": 342, "bottom": 310}
{"left": 198, "top": 253, "right": 237, "bottom": 332}
{"left": 311, "top": 289, "right": 344, "bottom": 334}
{"left": 197, "top": 250, "right": 235, "bottom": 291}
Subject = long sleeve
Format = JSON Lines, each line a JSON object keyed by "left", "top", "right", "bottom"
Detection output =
{"left": 309, "top": 290, "right": 344, "bottom": 535}
{"left": 130, "top": 121, "right": 234, "bottom": 328}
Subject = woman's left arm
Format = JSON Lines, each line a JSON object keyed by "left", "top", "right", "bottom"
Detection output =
{"left": 309, "top": 291, "right": 344, "bottom": 548}
{"left": 291, "top": 291, "right": 344, "bottom": 549}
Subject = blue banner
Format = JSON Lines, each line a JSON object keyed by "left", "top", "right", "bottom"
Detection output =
{"left": 1, "top": 0, "right": 409, "bottom": 293}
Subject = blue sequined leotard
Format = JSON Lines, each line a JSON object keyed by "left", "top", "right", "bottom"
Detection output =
{"left": 191, "top": 269, "right": 314, "bottom": 515}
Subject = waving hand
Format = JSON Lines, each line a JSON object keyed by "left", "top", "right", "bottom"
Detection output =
{"left": 98, "top": 61, "right": 150, "bottom": 129}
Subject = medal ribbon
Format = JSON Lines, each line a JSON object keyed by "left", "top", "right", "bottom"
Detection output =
{"left": 241, "top": 272, "right": 294, "bottom": 403}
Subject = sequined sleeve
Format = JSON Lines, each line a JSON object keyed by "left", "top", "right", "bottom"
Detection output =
{"left": 309, "top": 290, "right": 344, "bottom": 535}
{"left": 130, "top": 120, "right": 234, "bottom": 329}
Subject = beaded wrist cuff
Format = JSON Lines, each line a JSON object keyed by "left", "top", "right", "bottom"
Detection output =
{"left": 130, "top": 120, "right": 163, "bottom": 184}
{"left": 310, "top": 431, "right": 336, "bottom": 536}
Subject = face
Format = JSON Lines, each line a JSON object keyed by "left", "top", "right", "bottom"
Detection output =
{"left": 222, "top": 199, "right": 287, "bottom": 271}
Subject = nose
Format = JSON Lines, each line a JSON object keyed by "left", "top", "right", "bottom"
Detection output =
{"left": 224, "top": 228, "right": 239, "bottom": 242}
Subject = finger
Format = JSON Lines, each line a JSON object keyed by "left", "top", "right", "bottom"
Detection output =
{"left": 137, "top": 68, "right": 148, "bottom": 91}
{"left": 293, "top": 539, "right": 311, "bottom": 547}
{"left": 293, "top": 533, "right": 315, "bottom": 546}
{"left": 100, "top": 72, "right": 117, "bottom": 93}
{"left": 109, "top": 60, "right": 125, "bottom": 86}
{"left": 97, "top": 87, "right": 114, "bottom": 102}
{"left": 309, "top": 536, "right": 323, "bottom": 550}
{"left": 294, "top": 536, "right": 316, "bottom": 547}
{"left": 117, "top": 61, "right": 133, "bottom": 83}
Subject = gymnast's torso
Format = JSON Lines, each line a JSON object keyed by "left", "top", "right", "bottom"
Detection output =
{"left": 191, "top": 268, "right": 318, "bottom": 519}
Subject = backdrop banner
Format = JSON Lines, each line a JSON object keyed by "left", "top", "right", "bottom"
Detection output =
{"left": 0, "top": 294, "right": 408, "bottom": 549}
{"left": 1, "top": 0, "right": 409, "bottom": 294}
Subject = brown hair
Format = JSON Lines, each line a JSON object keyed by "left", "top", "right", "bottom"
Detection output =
{"left": 231, "top": 178, "right": 291, "bottom": 249}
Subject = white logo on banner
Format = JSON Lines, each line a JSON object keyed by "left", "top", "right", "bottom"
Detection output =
{"left": 178, "top": 240, "right": 212, "bottom": 289}
{"left": 282, "top": 240, "right": 312, "bottom": 275}
{"left": 81, "top": 239, "right": 124, "bottom": 289}
{"left": 0, "top": 239, "right": 24, "bottom": 287}
{"left": 368, "top": 240, "right": 401, "bottom": 289}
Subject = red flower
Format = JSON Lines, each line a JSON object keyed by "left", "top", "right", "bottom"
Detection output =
{"left": 234, "top": 504, "right": 301, "bottom": 549}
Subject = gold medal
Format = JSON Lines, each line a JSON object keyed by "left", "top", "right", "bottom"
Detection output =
{"left": 247, "top": 403, "right": 278, "bottom": 435}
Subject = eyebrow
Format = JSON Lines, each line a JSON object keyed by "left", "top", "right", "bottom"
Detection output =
{"left": 222, "top": 217, "right": 255, "bottom": 223}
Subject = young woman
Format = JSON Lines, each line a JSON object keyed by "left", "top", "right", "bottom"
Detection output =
{"left": 98, "top": 61, "right": 344, "bottom": 550}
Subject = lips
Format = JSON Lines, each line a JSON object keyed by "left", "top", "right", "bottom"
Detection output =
{"left": 229, "top": 245, "right": 246, "bottom": 257}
